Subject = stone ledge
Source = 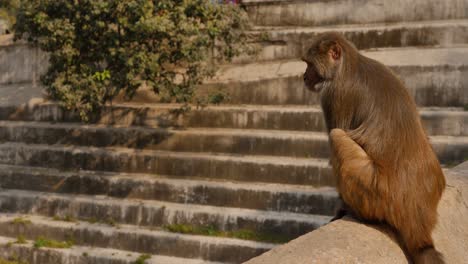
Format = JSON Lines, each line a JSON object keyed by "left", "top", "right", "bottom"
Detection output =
{"left": 245, "top": 162, "right": 468, "bottom": 264}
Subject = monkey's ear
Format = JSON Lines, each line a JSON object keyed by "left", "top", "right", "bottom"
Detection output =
{"left": 328, "top": 43, "right": 342, "bottom": 60}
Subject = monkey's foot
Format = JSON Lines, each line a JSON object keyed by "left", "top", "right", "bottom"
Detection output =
{"left": 330, "top": 207, "right": 348, "bottom": 222}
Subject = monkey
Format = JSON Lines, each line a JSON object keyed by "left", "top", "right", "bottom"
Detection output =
{"left": 302, "top": 32, "right": 446, "bottom": 264}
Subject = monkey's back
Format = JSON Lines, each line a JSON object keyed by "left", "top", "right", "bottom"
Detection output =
{"left": 349, "top": 54, "right": 446, "bottom": 226}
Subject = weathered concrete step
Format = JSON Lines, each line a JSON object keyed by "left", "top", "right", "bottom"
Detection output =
{"left": 431, "top": 136, "right": 468, "bottom": 164}
{"left": 202, "top": 47, "right": 468, "bottom": 107}
{"left": 0, "top": 214, "right": 274, "bottom": 263}
{"left": 0, "top": 142, "right": 333, "bottom": 186}
{"left": 0, "top": 121, "right": 330, "bottom": 158}
{"left": 0, "top": 101, "right": 328, "bottom": 131}
{"left": 243, "top": 19, "right": 468, "bottom": 63}
{"left": 0, "top": 164, "right": 339, "bottom": 215}
{"left": 242, "top": 0, "right": 468, "bottom": 27}
{"left": 2, "top": 103, "right": 466, "bottom": 136}
{"left": 0, "top": 189, "right": 330, "bottom": 239}
{"left": 0, "top": 121, "right": 466, "bottom": 162}
{"left": 421, "top": 107, "right": 468, "bottom": 137}
{"left": 0, "top": 236, "right": 220, "bottom": 264}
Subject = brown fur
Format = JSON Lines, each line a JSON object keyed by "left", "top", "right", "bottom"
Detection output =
{"left": 302, "top": 32, "right": 446, "bottom": 264}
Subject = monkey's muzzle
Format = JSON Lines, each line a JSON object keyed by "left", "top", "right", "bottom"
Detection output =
{"left": 303, "top": 68, "right": 324, "bottom": 93}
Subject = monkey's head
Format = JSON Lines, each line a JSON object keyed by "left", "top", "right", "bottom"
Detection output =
{"left": 302, "top": 33, "right": 345, "bottom": 92}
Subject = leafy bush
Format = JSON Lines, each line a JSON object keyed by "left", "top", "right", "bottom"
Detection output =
{"left": 0, "top": 0, "right": 19, "bottom": 32}
{"left": 15, "top": 0, "right": 253, "bottom": 120}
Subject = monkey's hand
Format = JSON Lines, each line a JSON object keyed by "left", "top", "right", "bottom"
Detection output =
{"left": 330, "top": 128, "right": 347, "bottom": 138}
{"left": 330, "top": 128, "right": 370, "bottom": 172}
{"left": 330, "top": 128, "right": 380, "bottom": 219}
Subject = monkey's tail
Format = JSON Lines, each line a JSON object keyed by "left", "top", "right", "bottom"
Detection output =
{"left": 412, "top": 246, "right": 445, "bottom": 264}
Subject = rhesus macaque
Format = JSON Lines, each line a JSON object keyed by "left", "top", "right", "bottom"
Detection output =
{"left": 302, "top": 32, "right": 446, "bottom": 264}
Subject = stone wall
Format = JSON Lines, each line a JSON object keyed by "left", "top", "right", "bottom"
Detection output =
{"left": 0, "top": 35, "right": 48, "bottom": 86}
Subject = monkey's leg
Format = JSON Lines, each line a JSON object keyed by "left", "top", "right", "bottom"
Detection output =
{"left": 329, "top": 129, "right": 384, "bottom": 219}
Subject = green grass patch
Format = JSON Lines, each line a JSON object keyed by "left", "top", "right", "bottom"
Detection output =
{"left": 33, "top": 237, "right": 74, "bottom": 249}
{"left": 164, "top": 224, "right": 289, "bottom": 243}
{"left": 5, "top": 235, "right": 28, "bottom": 248}
{"left": 14, "top": 235, "right": 27, "bottom": 244}
{"left": 134, "top": 254, "right": 151, "bottom": 264}
{"left": 0, "top": 252, "right": 27, "bottom": 264}
{"left": 10, "top": 217, "right": 31, "bottom": 225}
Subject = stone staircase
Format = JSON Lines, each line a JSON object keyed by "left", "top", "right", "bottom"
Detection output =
{"left": 0, "top": 0, "right": 467, "bottom": 263}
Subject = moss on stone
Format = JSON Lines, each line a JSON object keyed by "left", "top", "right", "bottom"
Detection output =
{"left": 0, "top": 257, "right": 27, "bottom": 264}
{"left": 134, "top": 254, "right": 151, "bottom": 264}
{"left": 164, "top": 224, "right": 289, "bottom": 243}
{"left": 14, "top": 235, "right": 27, "bottom": 245}
{"left": 33, "top": 236, "right": 74, "bottom": 249}
{"left": 10, "top": 217, "right": 31, "bottom": 226}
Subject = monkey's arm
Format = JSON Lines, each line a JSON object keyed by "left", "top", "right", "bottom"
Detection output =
{"left": 330, "top": 129, "right": 384, "bottom": 218}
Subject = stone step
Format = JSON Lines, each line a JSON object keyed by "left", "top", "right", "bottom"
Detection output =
{"left": 421, "top": 107, "right": 468, "bottom": 137}
{"left": 241, "top": 19, "right": 468, "bottom": 63}
{"left": 201, "top": 47, "right": 468, "bottom": 107}
{"left": 0, "top": 189, "right": 330, "bottom": 239}
{"left": 0, "top": 142, "right": 333, "bottom": 186}
{"left": 0, "top": 121, "right": 466, "bottom": 162}
{"left": 430, "top": 135, "right": 468, "bottom": 164}
{"left": 0, "top": 214, "right": 274, "bottom": 263}
{"left": 242, "top": 0, "right": 468, "bottom": 27}
{"left": 0, "top": 164, "right": 340, "bottom": 215}
{"left": 0, "top": 121, "right": 329, "bottom": 158}
{"left": 2, "top": 103, "right": 466, "bottom": 136}
{"left": 0, "top": 236, "right": 220, "bottom": 264}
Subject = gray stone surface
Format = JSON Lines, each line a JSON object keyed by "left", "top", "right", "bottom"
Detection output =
{"left": 0, "top": 142, "right": 333, "bottom": 186}
{"left": 0, "top": 164, "right": 340, "bottom": 215}
{"left": 0, "top": 189, "right": 329, "bottom": 239}
{"left": 244, "top": 0, "right": 468, "bottom": 27}
{"left": 0, "top": 236, "right": 222, "bottom": 264}
{"left": 0, "top": 40, "right": 48, "bottom": 85}
{"left": 241, "top": 19, "right": 468, "bottom": 63}
{"left": 0, "top": 102, "right": 466, "bottom": 136}
{"left": 0, "top": 214, "right": 274, "bottom": 263}
{"left": 0, "top": 83, "right": 44, "bottom": 107}
{"left": 0, "top": 120, "right": 465, "bottom": 162}
{"left": 245, "top": 163, "right": 468, "bottom": 264}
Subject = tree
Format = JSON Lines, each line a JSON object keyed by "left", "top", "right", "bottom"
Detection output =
{"left": 15, "top": 0, "right": 253, "bottom": 120}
